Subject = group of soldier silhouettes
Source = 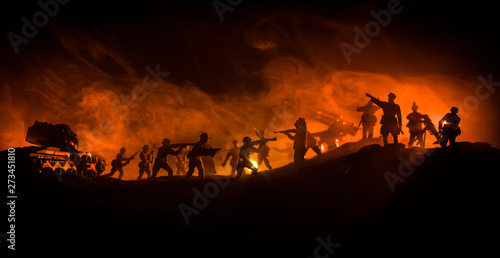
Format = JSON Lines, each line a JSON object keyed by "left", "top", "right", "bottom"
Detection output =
{"left": 102, "top": 92, "right": 461, "bottom": 180}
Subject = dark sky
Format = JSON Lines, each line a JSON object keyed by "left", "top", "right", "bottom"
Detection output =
{"left": 1, "top": 0, "right": 499, "bottom": 93}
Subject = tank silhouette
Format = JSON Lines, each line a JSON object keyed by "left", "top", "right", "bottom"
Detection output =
{"left": 16, "top": 121, "right": 107, "bottom": 178}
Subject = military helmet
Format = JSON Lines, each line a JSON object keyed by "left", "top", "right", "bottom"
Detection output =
{"left": 120, "top": 147, "right": 126, "bottom": 152}
{"left": 388, "top": 92, "right": 396, "bottom": 99}
{"left": 200, "top": 132, "right": 209, "bottom": 139}
{"left": 142, "top": 145, "right": 149, "bottom": 150}
{"left": 162, "top": 138, "right": 171, "bottom": 145}
{"left": 451, "top": 107, "right": 458, "bottom": 113}
{"left": 242, "top": 136, "right": 252, "bottom": 143}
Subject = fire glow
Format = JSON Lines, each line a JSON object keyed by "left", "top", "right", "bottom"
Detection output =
{"left": 1, "top": 14, "right": 499, "bottom": 180}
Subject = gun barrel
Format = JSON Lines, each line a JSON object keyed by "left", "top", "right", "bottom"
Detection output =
{"left": 170, "top": 143, "right": 196, "bottom": 148}
{"left": 274, "top": 129, "right": 296, "bottom": 134}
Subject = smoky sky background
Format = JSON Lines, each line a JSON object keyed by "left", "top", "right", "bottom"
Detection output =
{"left": 1, "top": 0, "right": 499, "bottom": 178}
{"left": 2, "top": 0, "right": 499, "bottom": 85}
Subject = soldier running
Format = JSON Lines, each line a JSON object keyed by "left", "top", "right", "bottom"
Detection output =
{"left": 151, "top": 139, "right": 186, "bottom": 178}
{"left": 366, "top": 93, "right": 402, "bottom": 145}
{"left": 235, "top": 137, "right": 262, "bottom": 178}
{"left": 255, "top": 129, "right": 273, "bottom": 170}
{"left": 102, "top": 147, "right": 137, "bottom": 180}
{"left": 137, "top": 144, "right": 154, "bottom": 180}
{"left": 222, "top": 140, "right": 240, "bottom": 176}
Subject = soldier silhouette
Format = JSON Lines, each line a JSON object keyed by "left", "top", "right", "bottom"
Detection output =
{"left": 255, "top": 129, "right": 273, "bottom": 170}
{"left": 284, "top": 117, "right": 308, "bottom": 166}
{"left": 175, "top": 146, "right": 188, "bottom": 176}
{"left": 438, "top": 107, "right": 461, "bottom": 147}
{"left": 102, "top": 147, "right": 137, "bottom": 179}
{"left": 235, "top": 137, "right": 261, "bottom": 178}
{"left": 137, "top": 145, "right": 154, "bottom": 180}
{"left": 366, "top": 93, "right": 402, "bottom": 145}
{"left": 356, "top": 100, "right": 380, "bottom": 139}
{"left": 222, "top": 140, "right": 240, "bottom": 176}
{"left": 185, "top": 133, "right": 209, "bottom": 179}
{"left": 151, "top": 139, "right": 186, "bottom": 178}
{"left": 406, "top": 102, "right": 426, "bottom": 148}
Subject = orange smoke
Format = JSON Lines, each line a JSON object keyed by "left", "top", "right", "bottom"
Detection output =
{"left": 1, "top": 14, "right": 498, "bottom": 180}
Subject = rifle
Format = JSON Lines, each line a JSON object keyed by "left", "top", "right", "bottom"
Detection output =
{"left": 111, "top": 150, "right": 139, "bottom": 169}
{"left": 274, "top": 129, "right": 296, "bottom": 134}
{"left": 250, "top": 137, "right": 277, "bottom": 146}
{"left": 187, "top": 148, "right": 221, "bottom": 158}
{"left": 170, "top": 143, "right": 196, "bottom": 148}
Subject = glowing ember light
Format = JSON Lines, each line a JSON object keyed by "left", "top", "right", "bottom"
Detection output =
{"left": 442, "top": 121, "right": 447, "bottom": 126}
{"left": 251, "top": 160, "right": 258, "bottom": 169}
{"left": 320, "top": 144, "right": 325, "bottom": 152}
{"left": 335, "top": 139, "right": 340, "bottom": 148}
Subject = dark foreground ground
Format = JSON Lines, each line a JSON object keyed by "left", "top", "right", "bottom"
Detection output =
{"left": 3, "top": 140, "right": 500, "bottom": 257}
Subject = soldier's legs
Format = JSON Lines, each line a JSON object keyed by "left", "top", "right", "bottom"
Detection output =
{"left": 151, "top": 163, "right": 160, "bottom": 178}
{"left": 362, "top": 126, "right": 368, "bottom": 139}
{"left": 382, "top": 134, "right": 389, "bottom": 145}
{"left": 408, "top": 133, "right": 417, "bottom": 147}
{"left": 263, "top": 157, "right": 272, "bottom": 170}
{"left": 393, "top": 134, "right": 398, "bottom": 144}
{"left": 186, "top": 159, "right": 196, "bottom": 178}
{"left": 137, "top": 167, "right": 145, "bottom": 180}
{"left": 163, "top": 163, "right": 174, "bottom": 177}
{"left": 294, "top": 147, "right": 306, "bottom": 166}
{"left": 449, "top": 135, "right": 456, "bottom": 145}
{"left": 118, "top": 168, "right": 124, "bottom": 180}
{"left": 311, "top": 145, "right": 322, "bottom": 156}
{"left": 367, "top": 126, "right": 374, "bottom": 139}
{"left": 145, "top": 166, "right": 151, "bottom": 178}
{"left": 229, "top": 160, "right": 237, "bottom": 176}
{"left": 196, "top": 160, "right": 204, "bottom": 178}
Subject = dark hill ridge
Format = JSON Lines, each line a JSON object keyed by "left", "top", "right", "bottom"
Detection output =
{"left": 4, "top": 141, "right": 499, "bottom": 257}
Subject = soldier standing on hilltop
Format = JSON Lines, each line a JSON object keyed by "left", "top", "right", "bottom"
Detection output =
{"left": 151, "top": 139, "right": 186, "bottom": 178}
{"left": 282, "top": 117, "right": 308, "bottom": 166}
{"left": 356, "top": 100, "right": 380, "bottom": 139}
{"left": 366, "top": 93, "right": 402, "bottom": 145}
{"left": 438, "top": 107, "right": 461, "bottom": 148}
{"left": 222, "top": 140, "right": 240, "bottom": 176}
{"left": 137, "top": 144, "right": 154, "bottom": 180}
{"left": 406, "top": 102, "right": 426, "bottom": 148}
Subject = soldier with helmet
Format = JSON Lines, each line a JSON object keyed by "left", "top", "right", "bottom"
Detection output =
{"left": 255, "top": 129, "right": 273, "bottom": 170}
{"left": 137, "top": 144, "right": 154, "bottom": 180}
{"left": 185, "top": 133, "right": 210, "bottom": 179}
{"left": 235, "top": 136, "right": 262, "bottom": 178}
{"left": 102, "top": 147, "right": 137, "bottom": 179}
{"left": 438, "top": 107, "right": 461, "bottom": 147}
{"left": 283, "top": 117, "right": 308, "bottom": 166}
{"left": 151, "top": 138, "right": 186, "bottom": 178}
